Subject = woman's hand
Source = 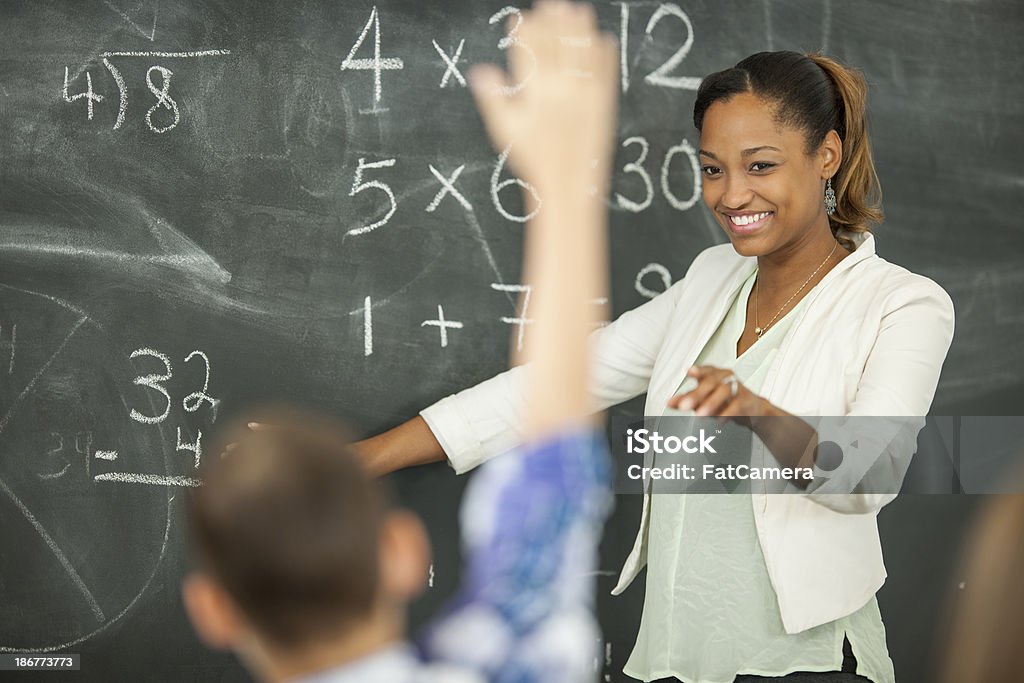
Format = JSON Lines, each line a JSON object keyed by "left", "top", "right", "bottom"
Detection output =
{"left": 467, "top": 0, "right": 619, "bottom": 197}
{"left": 667, "top": 365, "right": 772, "bottom": 428}
{"left": 668, "top": 366, "right": 822, "bottom": 485}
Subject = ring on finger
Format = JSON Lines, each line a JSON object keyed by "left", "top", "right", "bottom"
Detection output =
{"left": 722, "top": 374, "right": 738, "bottom": 398}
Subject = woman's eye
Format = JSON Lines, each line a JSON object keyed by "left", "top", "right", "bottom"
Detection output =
{"left": 751, "top": 162, "right": 775, "bottom": 172}
{"left": 701, "top": 166, "right": 721, "bottom": 177}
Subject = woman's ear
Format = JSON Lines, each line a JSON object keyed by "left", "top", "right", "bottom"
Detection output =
{"left": 378, "top": 510, "right": 432, "bottom": 602}
{"left": 181, "top": 572, "right": 247, "bottom": 651}
{"left": 820, "top": 129, "right": 843, "bottom": 179}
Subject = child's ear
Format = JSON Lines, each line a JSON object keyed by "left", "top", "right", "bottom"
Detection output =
{"left": 182, "top": 572, "right": 247, "bottom": 650}
{"left": 378, "top": 510, "right": 432, "bottom": 601}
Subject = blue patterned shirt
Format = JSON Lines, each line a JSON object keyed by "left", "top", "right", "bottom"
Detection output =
{"left": 292, "top": 427, "right": 612, "bottom": 683}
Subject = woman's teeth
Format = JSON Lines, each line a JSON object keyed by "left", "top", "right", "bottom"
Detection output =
{"left": 729, "top": 211, "right": 772, "bottom": 226}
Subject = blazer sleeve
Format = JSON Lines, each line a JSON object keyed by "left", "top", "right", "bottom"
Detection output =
{"left": 801, "top": 274, "right": 956, "bottom": 514}
{"left": 420, "top": 268, "right": 692, "bottom": 475}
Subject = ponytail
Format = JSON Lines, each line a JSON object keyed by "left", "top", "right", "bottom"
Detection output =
{"left": 805, "top": 53, "right": 883, "bottom": 251}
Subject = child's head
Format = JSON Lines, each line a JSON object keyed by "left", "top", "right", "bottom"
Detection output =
{"left": 182, "top": 414, "right": 429, "bottom": 676}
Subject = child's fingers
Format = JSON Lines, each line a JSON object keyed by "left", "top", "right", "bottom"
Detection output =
{"left": 600, "top": 33, "right": 620, "bottom": 84}
{"left": 561, "top": 3, "right": 601, "bottom": 75}
{"left": 504, "top": 12, "right": 536, "bottom": 90}
{"left": 467, "top": 63, "right": 515, "bottom": 148}
{"left": 572, "top": 1, "right": 598, "bottom": 32}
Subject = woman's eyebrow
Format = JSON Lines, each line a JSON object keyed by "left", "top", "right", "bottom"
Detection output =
{"left": 698, "top": 145, "right": 782, "bottom": 160}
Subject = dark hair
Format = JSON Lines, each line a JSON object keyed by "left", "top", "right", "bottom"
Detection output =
{"left": 693, "top": 51, "right": 883, "bottom": 251}
{"left": 187, "top": 413, "right": 387, "bottom": 649}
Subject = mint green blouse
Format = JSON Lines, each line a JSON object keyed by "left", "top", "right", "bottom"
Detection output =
{"left": 623, "top": 269, "right": 896, "bottom": 683}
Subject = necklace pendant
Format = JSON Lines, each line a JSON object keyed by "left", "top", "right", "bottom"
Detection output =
{"left": 754, "top": 326, "right": 763, "bottom": 337}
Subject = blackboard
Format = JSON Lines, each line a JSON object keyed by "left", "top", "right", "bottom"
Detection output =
{"left": 1, "top": 0, "right": 1021, "bottom": 680}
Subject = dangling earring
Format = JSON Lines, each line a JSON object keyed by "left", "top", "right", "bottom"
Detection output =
{"left": 824, "top": 177, "right": 837, "bottom": 215}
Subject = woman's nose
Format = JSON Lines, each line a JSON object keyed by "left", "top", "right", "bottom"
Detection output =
{"left": 721, "top": 174, "right": 754, "bottom": 208}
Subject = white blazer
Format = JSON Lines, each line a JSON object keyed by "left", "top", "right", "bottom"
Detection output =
{"left": 420, "top": 230, "right": 955, "bottom": 634}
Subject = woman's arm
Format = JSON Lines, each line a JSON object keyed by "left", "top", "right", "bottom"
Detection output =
{"left": 348, "top": 415, "right": 446, "bottom": 477}
{"left": 796, "top": 277, "right": 956, "bottom": 512}
{"left": 353, "top": 277, "right": 687, "bottom": 476}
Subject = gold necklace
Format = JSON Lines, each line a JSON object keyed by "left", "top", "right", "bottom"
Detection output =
{"left": 754, "top": 240, "right": 839, "bottom": 338}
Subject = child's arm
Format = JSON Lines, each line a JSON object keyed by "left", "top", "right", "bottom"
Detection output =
{"left": 468, "top": 0, "right": 617, "bottom": 438}
{"left": 419, "top": 3, "right": 618, "bottom": 681}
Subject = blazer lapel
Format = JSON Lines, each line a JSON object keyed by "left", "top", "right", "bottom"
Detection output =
{"left": 647, "top": 256, "right": 756, "bottom": 410}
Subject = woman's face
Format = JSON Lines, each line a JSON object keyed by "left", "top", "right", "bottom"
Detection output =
{"left": 698, "top": 91, "right": 837, "bottom": 258}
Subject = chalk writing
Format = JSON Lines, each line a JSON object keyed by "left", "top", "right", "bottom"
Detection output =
{"left": 421, "top": 305, "right": 464, "bottom": 348}
{"left": 635, "top": 263, "right": 673, "bottom": 299}
{"left": 62, "top": 50, "right": 231, "bottom": 130}
{"left": 426, "top": 164, "right": 472, "bottom": 212}
{"left": 0, "top": 324, "right": 14, "bottom": 375}
{"left": 432, "top": 39, "right": 466, "bottom": 88}
{"left": 144, "top": 65, "right": 179, "bottom": 133}
{"left": 341, "top": 6, "right": 404, "bottom": 114}
{"left": 348, "top": 158, "right": 398, "bottom": 236}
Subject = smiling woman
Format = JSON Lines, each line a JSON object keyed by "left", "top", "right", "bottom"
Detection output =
{"left": 695, "top": 52, "right": 880, "bottom": 257}
{"left": 352, "top": 47, "right": 955, "bottom": 683}
{"left": 634, "top": 52, "right": 931, "bottom": 683}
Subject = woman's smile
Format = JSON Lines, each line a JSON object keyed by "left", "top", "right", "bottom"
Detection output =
{"left": 723, "top": 210, "right": 774, "bottom": 235}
